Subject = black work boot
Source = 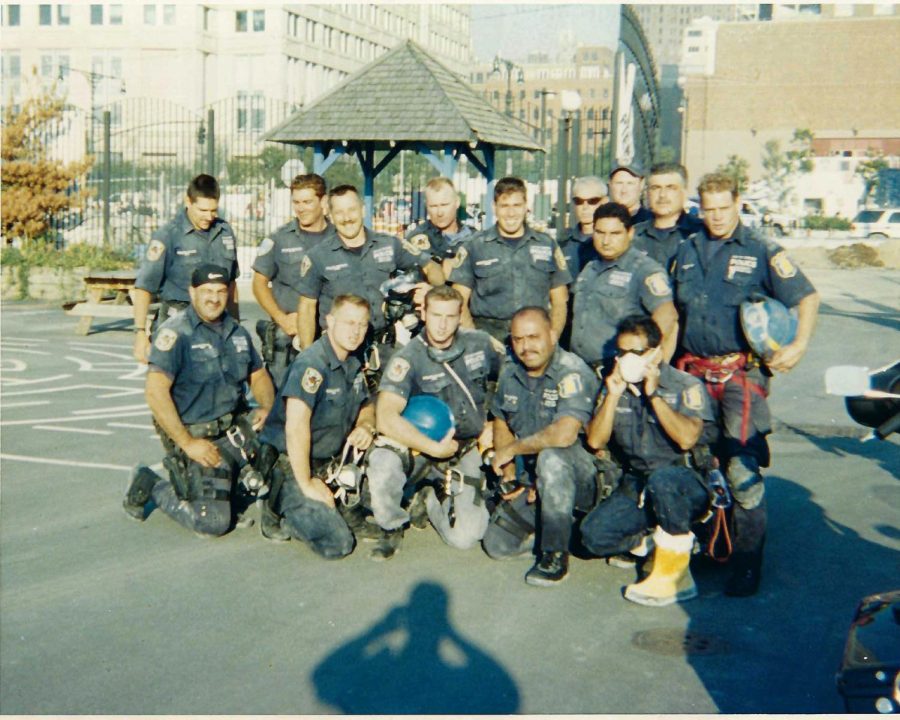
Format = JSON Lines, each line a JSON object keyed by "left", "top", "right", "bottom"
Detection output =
{"left": 123, "top": 465, "right": 159, "bottom": 521}
{"left": 260, "top": 500, "right": 290, "bottom": 542}
{"left": 726, "top": 504, "right": 766, "bottom": 597}
{"left": 340, "top": 503, "right": 383, "bottom": 542}
{"left": 369, "top": 527, "right": 404, "bottom": 561}
{"left": 525, "top": 551, "right": 569, "bottom": 587}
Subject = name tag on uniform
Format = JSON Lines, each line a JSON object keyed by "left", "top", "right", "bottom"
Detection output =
{"left": 464, "top": 351, "right": 485, "bottom": 371}
{"left": 372, "top": 247, "right": 394, "bottom": 263}
{"left": 727, "top": 255, "right": 757, "bottom": 279}
{"left": 191, "top": 342, "right": 213, "bottom": 350}
{"left": 232, "top": 335, "right": 248, "bottom": 353}
{"left": 222, "top": 235, "right": 235, "bottom": 250}
{"left": 422, "top": 372, "right": 445, "bottom": 382}
{"left": 608, "top": 270, "right": 632, "bottom": 287}
{"left": 476, "top": 258, "right": 499, "bottom": 266}
{"left": 325, "top": 263, "right": 348, "bottom": 272}
{"left": 282, "top": 246, "right": 305, "bottom": 254}
{"left": 541, "top": 388, "right": 559, "bottom": 407}
{"left": 529, "top": 245, "right": 552, "bottom": 262}
{"left": 176, "top": 249, "right": 197, "bottom": 256}
{"left": 325, "top": 387, "right": 342, "bottom": 395}
{"left": 503, "top": 394, "right": 518, "bottom": 407}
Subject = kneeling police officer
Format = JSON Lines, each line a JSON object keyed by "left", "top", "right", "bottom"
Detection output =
{"left": 364, "top": 285, "right": 502, "bottom": 560}
{"left": 123, "top": 264, "right": 274, "bottom": 536}
{"left": 256, "top": 294, "right": 378, "bottom": 558}
{"left": 581, "top": 315, "right": 716, "bottom": 606}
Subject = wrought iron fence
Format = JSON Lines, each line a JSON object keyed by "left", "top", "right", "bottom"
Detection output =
{"left": 43, "top": 95, "right": 305, "bottom": 255}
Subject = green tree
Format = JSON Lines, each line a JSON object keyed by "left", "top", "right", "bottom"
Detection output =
{"left": 716, "top": 154, "right": 750, "bottom": 194}
{"left": 761, "top": 128, "right": 814, "bottom": 208}
{"left": 1, "top": 88, "right": 93, "bottom": 243}
{"left": 855, "top": 150, "right": 889, "bottom": 205}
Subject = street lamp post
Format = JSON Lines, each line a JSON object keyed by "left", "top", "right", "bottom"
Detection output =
{"left": 65, "top": 67, "right": 125, "bottom": 155}
{"left": 555, "top": 90, "right": 582, "bottom": 238}
{"left": 492, "top": 55, "right": 525, "bottom": 118}
{"left": 538, "top": 87, "right": 555, "bottom": 224}
{"left": 599, "top": 107, "right": 610, "bottom": 177}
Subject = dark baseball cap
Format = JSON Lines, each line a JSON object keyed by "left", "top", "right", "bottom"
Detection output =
{"left": 190, "top": 264, "right": 230, "bottom": 288}
{"left": 609, "top": 163, "right": 645, "bottom": 179}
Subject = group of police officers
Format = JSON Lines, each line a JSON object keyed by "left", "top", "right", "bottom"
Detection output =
{"left": 124, "top": 161, "right": 819, "bottom": 606}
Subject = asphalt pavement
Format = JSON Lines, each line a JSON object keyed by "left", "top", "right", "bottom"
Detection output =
{"left": 0, "top": 265, "right": 898, "bottom": 715}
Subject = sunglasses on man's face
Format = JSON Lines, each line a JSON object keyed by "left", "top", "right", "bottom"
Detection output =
{"left": 573, "top": 197, "right": 603, "bottom": 207}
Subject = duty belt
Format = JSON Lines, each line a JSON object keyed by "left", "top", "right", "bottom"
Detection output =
{"left": 676, "top": 352, "right": 767, "bottom": 445}
{"left": 186, "top": 412, "right": 235, "bottom": 439}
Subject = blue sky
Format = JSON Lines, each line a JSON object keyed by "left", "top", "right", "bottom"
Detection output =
{"left": 469, "top": 4, "right": 621, "bottom": 62}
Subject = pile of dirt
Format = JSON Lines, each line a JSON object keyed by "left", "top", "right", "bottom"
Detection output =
{"left": 826, "top": 243, "right": 885, "bottom": 269}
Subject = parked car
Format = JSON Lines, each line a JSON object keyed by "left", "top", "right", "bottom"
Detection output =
{"left": 851, "top": 208, "right": 900, "bottom": 239}
{"left": 739, "top": 202, "right": 794, "bottom": 237}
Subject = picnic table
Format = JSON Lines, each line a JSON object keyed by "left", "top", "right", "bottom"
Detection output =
{"left": 64, "top": 270, "right": 157, "bottom": 335}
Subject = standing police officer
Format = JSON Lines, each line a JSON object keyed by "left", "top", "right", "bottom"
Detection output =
{"left": 483, "top": 307, "right": 599, "bottom": 587}
{"left": 405, "top": 177, "right": 476, "bottom": 279}
{"left": 257, "top": 294, "right": 377, "bottom": 558}
{"left": 295, "top": 185, "right": 444, "bottom": 358}
{"left": 582, "top": 315, "right": 716, "bottom": 606}
{"left": 448, "top": 177, "right": 571, "bottom": 344}
{"left": 558, "top": 175, "right": 608, "bottom": 276}
{"left": 570, "top": 202, "right": 679, "bottom": 371}
{"left": 608, "top": 164, "right": 653, "bottom": 225}
{"left": 672, "top": 172, "right": 819, "bottom": 596}
{"left": 364, "top": 285, "right": 502, "bottom": 560}
{"left": 252, "top": 173, "right": 334, "bottom": 388}
{"left": 632, "top": 162, "right": 704, "bottom": 274}
{"left": 123, "top": 264, "right": 274, "bottom": 536}
{"left": 132, "top": 174, "right": 240, "bottom": 363}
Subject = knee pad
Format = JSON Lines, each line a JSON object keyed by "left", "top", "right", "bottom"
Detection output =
{"left": 192, "top": 499, "right": 231, "bottom": 537}
{"left": 726, "top": 455, "right": 765, "bottom": 509}
{"left": 188, "top": 462, "right": 233, "bottom": 502}
{"left": 536, "top": 450, "right": 576, "bottom": 510}
{"left": 483, "top": 495, "right": 536, "bottom": 558}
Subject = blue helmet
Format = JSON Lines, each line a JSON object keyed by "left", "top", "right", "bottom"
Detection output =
{"left": 740, "top": 296, "right": 798, "bottom": 360}
{"left": 402, "top": 395, "right": 455, "bottom": 443}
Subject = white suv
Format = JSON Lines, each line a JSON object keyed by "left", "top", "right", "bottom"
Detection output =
{"left": 851, "top": 208, "right": 900, "bottom": 239}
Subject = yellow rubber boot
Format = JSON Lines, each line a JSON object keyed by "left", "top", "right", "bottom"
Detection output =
{"left": 624, "top": 527, "right": 698, "bottom": 607}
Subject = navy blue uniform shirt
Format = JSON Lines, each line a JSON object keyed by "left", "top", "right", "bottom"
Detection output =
{"left": 260, "top": 335, "right": 369, "bottom": 459}
{"left": 148, "top": 305, "right": 261, "bottom": 425}
{"left": 379, "top": 329, "right": 501, "bottom": 440}
{"left": 405, "top": 219, "right": 476, "bottom": 263}
{"left": 571, "top": 246, "right": 672, "bottom": 366}
{"left": 605, "top": 364, "right": 715, "bottom": 475}
{"left": 136, "top": 210, "right": 239, "bottom": 303}
{"left": 252, "top": 219, "right": 335, "bottom": 313}
{"left": 295, "top": 229, "right": 430, "bottom": 331}
{"left": 672, "top": 224, "right": 816, "bottom": 357}
{"left": 492, "top": 347, "right": 598, "bottom": 441}
{"left": 448, "top": 225, "right": 571, "bottom": 321}
{"left": 632, "top": 212, "right": 705, "bottom": 274}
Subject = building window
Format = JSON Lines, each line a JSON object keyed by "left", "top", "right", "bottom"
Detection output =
{"left": 5, "top": 4, "right": 21, "bottom": 25}
{"left": 253, "top": 9, "right": 264, "bottom": 31}
{"left": 39, "top": 4, "right": 52, "bottom": 25}
{"left": 57, "top": 4, "right": 70, "bottom": 25}
{"left": 144, "top": 4, "right": 156, "bottom": 24}
{"left": 58, "top": 54, "right": 69, "bottom": 79}
{"left": 236, "top": 10, "right": 247, "bottom": 31}
{"left": 237, "top": 91, "right": 265, "bottom": 132}
{"left": 2, "top": 53, "right": 22, "bottom": 79}
{"left": 203, "top": 7, "right": 213, "bottom": 30}
{"left": 90, "top": 4, "right": 103, "bottom": 24}
{"left": 163, "top": 4, "right": 174, "bottom": 24}
{"left": 41, "top": 55, "right": 54, "bottom": 77}
{"left": 110, "top": 4, "right": 123, "bottom": 25}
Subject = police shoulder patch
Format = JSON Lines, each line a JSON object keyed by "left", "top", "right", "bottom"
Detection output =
{"left": 683, "top": 383, "right": 704, "bottom": 411}
{"left": 558, "top": 372, "right": 584, "bottom": 399}
{"left": 409, "top": 233, "right": 432, "bottom": 252}
{"left": 386, "top": 357, "right": 411, "bottom": 383}
{"left": 400, "top": 238, "right": 422, "bottom": 256}
{"left": 301, "top": 366, "right": 324, "bottom": 394}
{"left": 154, "top": 328, "right": 177, "bottom": 352}
{"left": 451, "top": 246, "right": 468, "bottom": 269}
{"left": 645, "top": 271, "right": 671, "bottom": 297}
{"left": 257, "top": 237, "right": 274, "bottom": 256}
{"left": 146, "top": 239, "right": 165, "bottom": 262}
{"left": 554, "top": 245, "right": 569, "bottom": 271}
{"left": 300, "top": 255, "right": 312, "bottom": 277}
{"left": 770, "top": 250, "right": 797, "bottom": 279}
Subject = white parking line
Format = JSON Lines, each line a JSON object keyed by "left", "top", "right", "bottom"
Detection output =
{"left": 68, "top": 347, "right": 133, "bottom": 360}
{"left": 0, "top": 348, "right": 51, "bottom": 356}
{"left": 73, "top": 403, "right": 147, "bottom": 415}
{"left": 0, "top": 453, "right": 130, "bottom": 471}
{"left": 0, "top": 383, "right": 138, "bottom": 397}
{"left": 34, "top": 425, "right": 114, "bottom": 435}
{"left": 0, "top": 336, "right": 51, "bottom": 342}
{"left": 0, "top": 400, "right": 52, "bottom": 409}
{"left": 107, "top": 422, "right": 154, "bottom": 430}
{"left": 0, "top": 375, "right": 73, "bottom": 388}
{"left": 1, "top": 409, "right": 151, "bottom": 427}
